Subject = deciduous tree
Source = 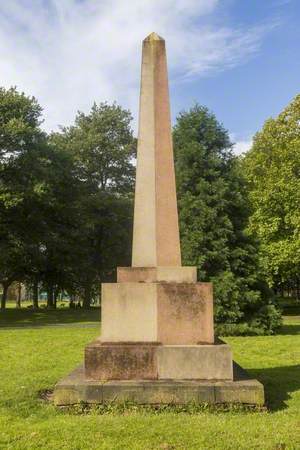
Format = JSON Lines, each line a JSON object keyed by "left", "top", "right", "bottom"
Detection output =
{"left": 243, "top": 94, "right": 300, "bottom": 298}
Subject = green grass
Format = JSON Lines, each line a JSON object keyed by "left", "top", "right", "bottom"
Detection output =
{"left": 0, "top": 311, "right": 299, "bottom": 449}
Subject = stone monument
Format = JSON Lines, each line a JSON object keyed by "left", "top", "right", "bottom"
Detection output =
{"left": 54, "top": 33, "right": 264, "bottom": 406}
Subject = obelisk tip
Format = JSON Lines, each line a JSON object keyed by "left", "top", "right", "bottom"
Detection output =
{"left": 143, "top": 32, "right": 164, "bottom": 42}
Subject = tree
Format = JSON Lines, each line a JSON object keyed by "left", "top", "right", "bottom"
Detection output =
{"left": 0, "top": 87, "right": 42, "bottom": 161}
{"left": 52, "top": 102, "right": 135, "bottom": 193}
{"left": 51, "top": 102, "right": 135, "bottom": 307}
{"left": 66, "top": 191, "right": 133, "bottom": 308}
{"left": 1, "top": 92, "right": 135, "bottom": 309}
{"left": 243, "top": 94, "right": 300, "bottom": 298}
{"left": 0, "top": 87, "right": 84, "bottom": 309}
{"left": 0, "top": 87, "right": 44, "bottom": 309}
{"left": 24, "top": 144, "right": 85, "bottom": 309}
{"left": 173, "top": 104, "right": 277, "bottom": 328}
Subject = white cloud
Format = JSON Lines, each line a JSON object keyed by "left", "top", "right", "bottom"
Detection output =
{"left": 233, "top": 139, "right": 253, "bottom": 155}
{"left": 0, "top": 0, "right": 275, "bottom": 132}
{"left": 229, "top": 132, "right": 253, "bottom": 155}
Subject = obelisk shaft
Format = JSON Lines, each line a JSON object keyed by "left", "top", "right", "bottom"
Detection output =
{"left": 132, "top": 33, "right": 181, "bottom": 267}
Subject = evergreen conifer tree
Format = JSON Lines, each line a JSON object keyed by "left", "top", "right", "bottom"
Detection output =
{"left": 174, "top": 104, "right": 280, "bottom": 331}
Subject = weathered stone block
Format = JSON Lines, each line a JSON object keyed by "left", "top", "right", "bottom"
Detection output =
{"left": 156, "top": 283, "right": 213, "bottom": 345}
{"left": 85, "top": 341, "right": 159, "bottom": 380}
{"left": 101, "top": 282, "right": 214, "bottom": 345}
{"left": 157, "top": 344, "right": 233, "bottom": 380}
{"left": 85, "top": 342, "right": 232, "bottom": 381}
{"left": 117, "top": 266, "right": 197, "bottom": 283}
{"left": 214, "top": 379, "right": 264, "bottom": 405}
{"left": 53, "top": 365, "right": 264, "bottom": 406}
{"left": 101, "top": 283, "right": 157, "bottom": 342}
{"left": 102, "top": 380, "right": 213, "bottom": 404}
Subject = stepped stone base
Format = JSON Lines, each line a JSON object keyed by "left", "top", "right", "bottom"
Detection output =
{"left": 85, "top": 341, "right": 233, "bottom": 381}
{"left": 53, "top": 363, "right": 264, "bottom": 406}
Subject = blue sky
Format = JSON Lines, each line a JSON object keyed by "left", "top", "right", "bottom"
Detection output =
{"left": 171, "top": 0, "right": 300, "bottom": 152}
{"left": 0, "top": 0, "right": 299, "bottom": 153}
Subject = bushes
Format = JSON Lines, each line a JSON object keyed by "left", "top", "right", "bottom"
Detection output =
{"left": 212, "top": 271, "right": 282, "bottom": 335}
{"left": 215, "top": 323, "right": 265, "bottom": 336}
{"left": 216, "top": 303, "right": 282, "bottom": 336}
{"left": 250, "top": 304, "right": 282, "bottom": 334}
{"left": 212, "top": 270, "right": 262, "bottom": 324}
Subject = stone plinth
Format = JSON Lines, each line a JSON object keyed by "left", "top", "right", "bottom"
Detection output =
{"left": 53, "top": 363, "right": 264, "bottom": 406}
{"left": 85, "top": 341, "right": 233, "bottom": 381}
{"left": 101, "top": 281, "right": 214, "bottom": 345}
{"left": 117, "top": 266, "right": 197, "bottom": 283}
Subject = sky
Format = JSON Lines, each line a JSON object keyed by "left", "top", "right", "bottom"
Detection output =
{"left": 0, "top": 0, "right": 299, "bottom": 154}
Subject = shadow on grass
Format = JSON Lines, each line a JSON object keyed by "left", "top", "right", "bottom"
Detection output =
{"left": 283, "top": 307, "right": 300, "bottom": 316}
{"left": 0, "top": 307, "right": 100, "bottom": 328}
{"left": 248, "top": 364, "right": 300, "bottom": 412}
{"left": 278, "top": 321, "right": 300, "bottom": 336}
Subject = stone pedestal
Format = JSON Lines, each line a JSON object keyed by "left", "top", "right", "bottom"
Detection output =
{"left": 84, "top": 272, "right": 233, "bottom": 383}
{"left": 83, "top": 266, "right": 231, "bottom": 383}
{"left": 85, "top": 341, "right": 233, "bottom": 381}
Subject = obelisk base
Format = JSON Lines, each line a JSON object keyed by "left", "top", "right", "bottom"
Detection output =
{"left": 53, "top": 362, "right": 264, "bottom": 406}
{"left": 53, "top": 338, "right": 264, "bottom": 406}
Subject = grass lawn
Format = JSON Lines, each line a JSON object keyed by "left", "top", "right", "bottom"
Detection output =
{"left": 0, "top": 311, "right": 299, "bottom": 449}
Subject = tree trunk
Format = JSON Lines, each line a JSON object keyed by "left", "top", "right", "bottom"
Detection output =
{"left": 83, "top": 285, "right": 92, "bottom": 309}
{"left": 1, "top": 283, "right": 9, "bottom": 310}
{"left": 296, "top": 279, "right": 300, "bottom": 301}
{"left": 47, "top": 285, "right": 54, "bottom": 309}
{"left": 16, "top": 282, "right": 22, "bottom": 308}
{"left": 280, "top": 285, "right": 284, "bottom": 298}
{"left": 32, "top": 280, "right": 39, "bottom": 309}
{"left": 53, "top": 288, "right": 59, "bottom": 309}
{"left": 69, "top": 294, "right": 75, "bottom": 309}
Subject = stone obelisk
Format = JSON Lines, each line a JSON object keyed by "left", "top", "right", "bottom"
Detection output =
{"left": 54, "top": 33, "right": 264, "bottom": 406}
{"left": 132, "top": 32, "right": 181, "bottom": 267}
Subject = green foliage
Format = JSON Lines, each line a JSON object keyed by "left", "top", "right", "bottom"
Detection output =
{"left": 173, "top": 104, "right": 277, "bottom": 327}
{"left": 51, "top": 102, "right": 135, "bottom": 193}
{"left": 215, "top": 322, "right": 265, "bottom": 336}
{"left": 243, "top": 94, "right": 300, "bottom": 297}
{"left": 0, "top": 88, "right": 135, "bottom": 309}
{"left": 51, "top": 102, "right": 135, "bottom": 306}
{"left": 0, "top": 87, "right": 47, "bottom": 307}
{"left": 1, "top": 114, "right": 83, "bottom": 308}
{"left": 216, "top": 304, "right": 282, "bottom": 336}
{"left": 0, "top": 86, "right": 43, "bottom": 159}
{"left": 211, "top": 271, "right": 247, "bottom": 323}
{"left": 250, "top": 304, "right": 283, "bottom": 335}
